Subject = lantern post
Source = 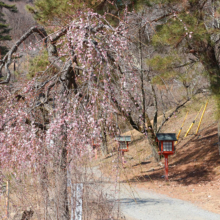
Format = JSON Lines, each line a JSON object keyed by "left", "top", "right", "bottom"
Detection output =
{"left": 115, "top": 136, "right": 131, "bottom": 165}
{"left": 164, "top": 154, "right": 168, "bottom": 181}
{"left": 156, "top": 133, "right": 177, "bottom": 181}
{"left": 91, "top": 138, "right": 100, "bottom": 160}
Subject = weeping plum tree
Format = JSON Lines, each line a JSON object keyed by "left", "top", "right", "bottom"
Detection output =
{"left": 0, "top": 8, "right": 162, "bottom": 218}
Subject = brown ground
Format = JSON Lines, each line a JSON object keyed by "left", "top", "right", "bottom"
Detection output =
{"left": 98, "top": 96, "right": 220, "bottom": 215}
{"left": 132, "top": 123, "right": 220, "bottom": 215}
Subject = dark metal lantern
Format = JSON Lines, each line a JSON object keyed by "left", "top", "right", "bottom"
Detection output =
{"left": 156, "top": 133, "right": 177, "bottom": 155}
{"left": 115, "top": 136, "right": 131, "bottom": 152}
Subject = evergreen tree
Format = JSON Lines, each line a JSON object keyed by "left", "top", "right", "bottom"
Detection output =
{"left": 26, "top": 0, "right": 131, "bottom": 25}
{"left": 26, "top": 0, "right": 105, "bottom": 25}
{"left": 136, "top": 0, "right": 220, "bottom": 117}
{"left": 0, "top": 1, "right": 17, "bottom": 56}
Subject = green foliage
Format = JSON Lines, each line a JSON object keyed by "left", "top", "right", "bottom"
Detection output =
{"left": 147, "top": 55, "right": 179, "bottom": 84}
{"left": 0, "top": 46, "right": 8, "bottom": 55}
{"left": 26, "top": 0, "right": 107, "bottom": 25}
{"left": 27, "top": 0, "right": 161, "bottom": 25}
{"left": 0, "top": 1, "right": 17, "bottom": 12}
{"left": 152, "top": 10, "right": 211, "bottom": 49}
{"left": 149, "top": 1, "right": 220, "bottom": 117}
{"left": 151, "top": 70, "right": 177, "bottom": 85}
{"left": 153, "top": 18, "right": 185, "bottom": 47}
{"left": 133, "top": 0, "right": 180, "bottom": 8}
{"left": 28, "top": 50, "right": 52, "bottom": 78}
{"left": 147, "top": 55, "right": 175, "bottom": 71}
{"left": 0, "top": 1, "right": 17, "bottom": 56}
{"left": 132, "top": 0, "right": 152, "bottom": 10}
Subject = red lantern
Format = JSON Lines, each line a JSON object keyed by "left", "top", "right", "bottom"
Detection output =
{"left": 156, "top": 133, "right": 177, "bottom": 181}
{"left": 92, "top": 138, "right": 100, "bottom": 160}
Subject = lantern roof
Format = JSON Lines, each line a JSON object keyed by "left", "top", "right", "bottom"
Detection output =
{"left": 156, "top": 133, "right": 177, "bottom": 141}
{"left": 115, "top": 136, "right": 131, "bottom": 142}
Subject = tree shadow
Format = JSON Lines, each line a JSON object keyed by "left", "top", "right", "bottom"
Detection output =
{"left": 127, "top": 165, "right": 214, "bottom": 185}
{"left": 173, "top": 134, "right": 219, "bottom": 167}
{"left": 118, "top": 198, "right": 168, "bottom": 206}
{"left": 132, "top": 161, "right": 151, "bottom": 167}
{"left": 126, "top": 125, "right": 220, "bottom": 186}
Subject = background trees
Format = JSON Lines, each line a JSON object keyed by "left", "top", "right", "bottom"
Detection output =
{"left": 142, "top": 0, "right": 220, "bottom": 115}
{"left": 0, "top": 1, "right": 17, "bottom": 56}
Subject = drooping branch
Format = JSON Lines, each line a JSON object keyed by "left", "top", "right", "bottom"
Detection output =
{"left": 139, "top": 20, "right": 146, "bottom": 133}
{"left": 50, "top": 27, "right": 68, "bottom": 43}
{"left": 110, "top": 91, "right": 141, "bottom": 132}
{"left": 157, "top": 98, "right": 190, "bottom": 132}
{"left": 0, "top": 26, "right": 69, "bottom": 85}
{"left": 0, "top": 26, "right": 47, "bottom": 84}
{"left": 151, "top": 83, "right": 158, "bottom": 134}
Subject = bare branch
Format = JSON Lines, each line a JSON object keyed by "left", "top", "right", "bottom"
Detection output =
{"left": 157, "top": 98, "right": 190, "bottom": 132}
{"left": 0, "top": 26, "right": 69, "bottom": 85}
{"left": 0, "top": 26, "right": 47, "bottom": 84}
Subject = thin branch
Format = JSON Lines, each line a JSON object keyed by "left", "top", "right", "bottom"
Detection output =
{"left": 158, "top": 75, "right": 178, "bottom": 104}
{"left": 0, "top": 26, "right": 69, "bottom": 85}
{"left": 110, "top": 92, "right": 141, "bottom": 132}
{"left": 157, "top": 98, "right": 190, "bottom": 132}
{"left": 150, "top": 12, "right": 174, "bottom": 23}
{"left": 0, "top": 26, "right": 47, "bottom": 84}
{"left": 200, "top": 0, "right": 208, "bottom": 10}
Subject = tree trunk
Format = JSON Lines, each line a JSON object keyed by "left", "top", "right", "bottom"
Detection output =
{"left": 138, "top": 21, "right": 159, "bottom": 162}
{"left": 55, "top": 120, "right": 70, "bottom": 220}
{"left": 40, "top": 165, "right": 49, "bottom": 218}
{"left": 189, "top": 34, "right": 220, "bottom": 96}
{"left": 56, "top": 147, "right": 70, "bottom": 220}
{"left": 101, "top": 126, "right": 109, "bottom": 155}
{"left": 21, "top": 208, "right": 34, "bottom": 220}
{"left": 145, "top": 114, "right": 160, "bottom": 162}
{"left": 101, "top": 117, "right": 109, "bottom": 156}
{"left": 195, "top": 41, "right": 220, "bottom": 116}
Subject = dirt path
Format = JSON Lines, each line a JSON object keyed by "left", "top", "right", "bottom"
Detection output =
{"left": 93, "top": 166, "right": 220, "bottom": 220}
{"left": 118, "top": 182, "right": 220, "bottom": 220}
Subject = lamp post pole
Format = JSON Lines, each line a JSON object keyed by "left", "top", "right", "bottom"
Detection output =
{"left": 164, "top": 154, "right": 169, "bottom": 181}
{"left": 6, "top": 181, "right": 9, "bottom": 218}
{"left": 218, "top": 121, "right": 220, "bottom": 155}
{"left": 121, "top": 151, "right": 125, "bottom": 165}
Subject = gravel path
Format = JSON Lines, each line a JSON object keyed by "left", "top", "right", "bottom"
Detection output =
{"left": 93, "top": 166, "right": 220, "bottom": 220}
{"left": 118, "top": 183, "right": 220, "bottom": 220}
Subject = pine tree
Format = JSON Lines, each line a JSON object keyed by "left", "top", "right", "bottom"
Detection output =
{"left": 26, "top": 0, "right": 130, "bottom": 25}
{"left": 0, "top": 1, "right": 17, "bottom": 56}
{"left": 26, "top": 0, "right": 105, "bottom": 25}
{"left": 139, "top": 0, "right": 220, "bottom": 117}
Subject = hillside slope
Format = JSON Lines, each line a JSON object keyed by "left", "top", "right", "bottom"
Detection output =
{"left": 2, "top": 0, "right": 36, "bottom": 45}
{"left": 98, "top": 95, "right": 220, "bottom": 214}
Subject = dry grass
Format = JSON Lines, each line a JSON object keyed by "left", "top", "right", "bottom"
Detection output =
{"left": 96, "top": 94, "right": 216, "bottom": 179}
{"left": 1, "top": 94, "right": 218, "bottom": 218}
{"left": 93, "top": 94, "right": 220, "bottom": 214}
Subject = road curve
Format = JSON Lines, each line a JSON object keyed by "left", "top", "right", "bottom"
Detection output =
{"left": 93, "top": 166, "right": 220, "bottom": 220}
{"left": 118, "top": 183, "right": 220, "bottom": 220}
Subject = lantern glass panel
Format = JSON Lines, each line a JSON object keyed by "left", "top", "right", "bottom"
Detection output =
{"left": 163, "top": 142, "right": 172, "bottom": 151}
{"left": 119, "top": 142, "right": 127, "bottom": 150}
